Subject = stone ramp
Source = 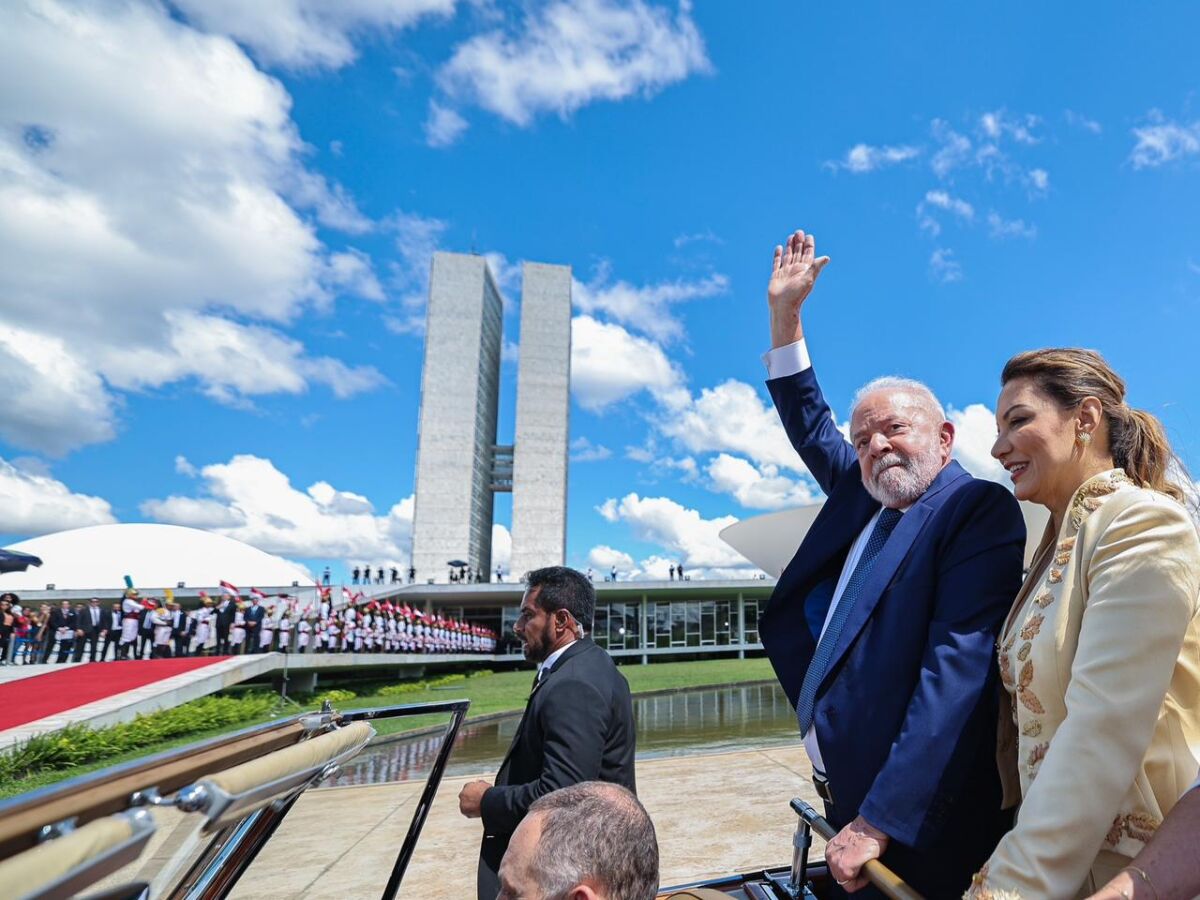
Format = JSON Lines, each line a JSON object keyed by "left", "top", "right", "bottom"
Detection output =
{"left": 0, "top": 652, "right": 500, "bottom": 749}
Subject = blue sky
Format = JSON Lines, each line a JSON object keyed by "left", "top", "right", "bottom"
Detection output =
{"left": 2, "top": 0, "right": 1199, "bottom": 582}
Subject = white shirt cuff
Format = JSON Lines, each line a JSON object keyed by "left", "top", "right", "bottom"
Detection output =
{"left": 762, "top": 339, "right": 812, "bottom": 380}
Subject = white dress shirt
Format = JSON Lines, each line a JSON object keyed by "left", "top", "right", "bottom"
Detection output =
{"left": 538, "top": 639, "right": 577, "bottom": 682}
{"left": 762, "top": 338, "right": 906, "bottom": 775}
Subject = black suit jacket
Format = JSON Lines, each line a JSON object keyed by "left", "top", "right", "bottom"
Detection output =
{"left": 479, "top": 639, "right": 636, "bottom": 870}
{"left": 78, "top": 606, "right": 104, "bottom": 638}
{"left": 244, "top": 605, "right": 266, "bottom": 629}
{"left": 49, "top": 608, "right": 78, "bottom": 632}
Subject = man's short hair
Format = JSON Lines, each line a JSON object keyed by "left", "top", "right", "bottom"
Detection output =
{"left": 850, "top": 376, "right": 946, "bottom": 424}
{"left": 528, "top": 782, "right": 658, "bottom": 900}
{"left": 524, "top": 566, "right": 596, "bottom": 632}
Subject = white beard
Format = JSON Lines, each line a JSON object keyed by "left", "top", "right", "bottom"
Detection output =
{"left": 863, "top": 447, "right": 944, "bottom": 508}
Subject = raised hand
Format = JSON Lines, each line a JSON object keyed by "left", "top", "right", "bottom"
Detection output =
{"left": 769, "top": 229, "right": 830, "bottom": 315}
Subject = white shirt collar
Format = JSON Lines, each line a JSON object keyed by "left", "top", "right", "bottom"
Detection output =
{"left": 539, "top": 639, "right": 578, "bottom": 677}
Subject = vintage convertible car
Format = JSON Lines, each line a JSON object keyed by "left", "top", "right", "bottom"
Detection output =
{"left": 0, "top": 698, "right": 917, "bottom": 900}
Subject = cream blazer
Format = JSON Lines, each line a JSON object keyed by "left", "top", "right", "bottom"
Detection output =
{"left": 969, "top": 470, "right": 1200, "bottom": 900}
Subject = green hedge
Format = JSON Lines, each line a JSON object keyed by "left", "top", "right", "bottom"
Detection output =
{"left": 375, "top": 670, "right": 491, "bottom": 696}
{"left": 0, "top": 692, "right": 278, "bottom": 784}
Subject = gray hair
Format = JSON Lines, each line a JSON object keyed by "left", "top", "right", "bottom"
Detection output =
{"left": 850, "top": 376, "right": 946, "bottom": 424}
{"left": 527, "top": 782, "right": 659, "bottom": 900}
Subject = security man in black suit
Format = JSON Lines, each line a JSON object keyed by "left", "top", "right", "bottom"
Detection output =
{"left": 457, "top": 566, "right": 637, "bottom": 900}
{"left": 214, "top": 596, "right": 236, "bottom": 654}
{"left": 101, "top": 602, "right": 123, "bottom": 660}
{"left": 45, "top": 599, "right": 78, "bottom": 663}
{"left": 244, "top": 599, "right": 266, "bottom": 652}
{"left": 170, "top": 604, "right": 189, "bottom": 657}
{"left": 73, "top": 597, "right": 105, "bottom": 662}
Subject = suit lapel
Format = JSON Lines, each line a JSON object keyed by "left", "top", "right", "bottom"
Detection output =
{"left": 818, "top": 462, "right": 969, "bottom": 688}
{"left": 495, "top": 639, "right": 594, "bottom": 779}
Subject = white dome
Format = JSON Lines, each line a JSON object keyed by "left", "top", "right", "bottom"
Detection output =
{"left": 2, "top": 523, "right": 312, "bottom": 591}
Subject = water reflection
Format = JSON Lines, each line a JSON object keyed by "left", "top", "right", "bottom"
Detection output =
{"left": 324, "top": 682, "right": 796, "bottom": 787}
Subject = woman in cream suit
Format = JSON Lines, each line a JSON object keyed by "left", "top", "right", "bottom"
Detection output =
{"left": 967, "top": 348, "right": 1200, "bottom": 899}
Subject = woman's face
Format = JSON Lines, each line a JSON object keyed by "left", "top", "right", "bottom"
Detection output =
{"left": 992, "top": 376, "right": 1083, "bottom": 509}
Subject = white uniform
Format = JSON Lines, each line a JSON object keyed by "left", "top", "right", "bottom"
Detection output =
{"left": 195, "top": 608, "right": 212, "bottom": 647}
{"left": 118, "top": 598, "right": 143, "bottom": 644}
{"left": 297, "top": 620, "right": 311, "bottom": 650}
{"left": 151, "top": 608, "right": 172, "bottom": 648}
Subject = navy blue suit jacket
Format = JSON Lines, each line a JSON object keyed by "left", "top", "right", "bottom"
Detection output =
{"left": 761, "top": 368, "right": 1023, "bottom": 870}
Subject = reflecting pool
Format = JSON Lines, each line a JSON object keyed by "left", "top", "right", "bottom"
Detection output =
{"left": 325, "top": 680, "right": 796, "bottom": 786}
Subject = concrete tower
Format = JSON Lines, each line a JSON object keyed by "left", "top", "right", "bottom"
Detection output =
{"left": 410, "top": 252, "right": 503, "bottom": 582}
{"left": 508, "top": 262, "right": 572, "bottom": 578}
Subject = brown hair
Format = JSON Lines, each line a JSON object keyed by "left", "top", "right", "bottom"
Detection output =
{"left": 1002, "top": 348, "right": 1191, "bottom": 505}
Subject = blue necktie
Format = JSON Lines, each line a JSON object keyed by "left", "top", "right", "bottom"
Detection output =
{"left": 796, "top": 507, "right": 903, "bottom": 736}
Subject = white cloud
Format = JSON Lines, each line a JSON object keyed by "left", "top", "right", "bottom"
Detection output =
{"left": 436, "top": 0, "right": 710, "bottom": 128}
{"left": 827, "top": 142, "right": 921, "bottom": 174}
{"left": 987, "top": 212, "right": 1037, "bottom": 239}
{"left": 931, "top": 119, "right": 973, "bottom": 178}
{"left": 141, "top": 454, "right": 414, "bottom": 560}
{"left": 1065, "top": 110, "right": 1102, "bottom": 134}
{"left": 706, "top": 453, "right": 819, "bottom": 510}
{"left": 492, "top": 523, "right": 512, "bottom": 572}
{"left": 929, "top": 248, "right": 963, "bottom": 283}
{"left": 947, "top": 404, "right": 1007, "bottom": 484}
{"left": 923, "top": 190, "right": 975, "bottom": 220}
{"left": 673, "top": 230, "right": 722, "bottom": 248}
{"left": 656, "top": 379, "right": 810, "bottom": 475}
{"left": 595, "top": 492, "right": 750, "bottom": 571}
{"left": 573, "top": 263, "right": 728, "bottom": 343}
{"left": 0, "top": 1, "right": 386, "bottom": 454}
{"left": 1027, "top": 168, "right": 1049, "bottom": 193}
{"left": 570, "top": 315, "right": 685, "bottom": 410}
{"left": 0, "top": 456, "right": 117, "bottom": 536}
{"left": 175, "top": 455, "right": 198, "bottom": 477}
{"left": 424, "top": 100, "right": 469, "bottom": 147}
{"left": 382, "top": 211, "right": 450, "bottom": 334}
{"left": 1130, "top": 111, "right": 1200, "bottom": 169}
{"left": 918, "top": 189, "right": 974, "bottom": 235}
{"left": 171, "top": 0, "right": 456, "bottom": 70}
{"left": 570, "top": 436, "right": 612, "bottom": 462}
{"left": 587, "top": 544, "right": 634, "bottom": 572}
{"left": 979, "top": 110, "right": 1040, "bottom": 145}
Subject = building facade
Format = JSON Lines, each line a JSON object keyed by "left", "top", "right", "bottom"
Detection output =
{"left": 410, "top": 252, "right": 504, "bottom": 582}
{"left": 508, "top": 262, "right": 572, "bottom": 578}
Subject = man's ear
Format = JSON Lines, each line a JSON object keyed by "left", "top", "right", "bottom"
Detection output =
{"left": 566, "top": 885, "right": 602, "bottom": 900}
{"left": 940, "top": 420, "right": 955, "bottom": 460}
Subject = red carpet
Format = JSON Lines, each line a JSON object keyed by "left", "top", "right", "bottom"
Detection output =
{"left": 0, "top": 657, "right": 230, "bottom": 730}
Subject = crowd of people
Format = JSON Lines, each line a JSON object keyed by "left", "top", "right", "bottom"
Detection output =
{"left": 0, "top": 587, "right": 496, "bottom": 665}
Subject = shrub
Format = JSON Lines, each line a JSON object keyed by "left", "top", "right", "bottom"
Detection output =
{"left": 0, "top": 692, "right": 277, "bottom": 785}
{"left": 376, "top": 672, "right": 470, "bottom": 696}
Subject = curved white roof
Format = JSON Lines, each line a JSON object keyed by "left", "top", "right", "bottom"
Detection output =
{"left": 720, "top": 500, "right": 1051, "bottom": 576}
{"left": 2, "top": 523, "right": 312, "bottom": 591}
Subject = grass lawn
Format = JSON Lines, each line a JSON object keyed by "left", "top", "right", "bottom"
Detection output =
{"left": 0, "top": 657, "right": 776, "bottom": 798}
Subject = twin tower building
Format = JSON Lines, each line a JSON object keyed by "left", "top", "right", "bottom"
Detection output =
{"left": 410, "top": 252, "right": 572, "bottom": 583}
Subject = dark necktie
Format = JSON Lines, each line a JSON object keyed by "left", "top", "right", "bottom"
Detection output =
{"left": 796, "top": 507, "right": 903, "bottom": 736}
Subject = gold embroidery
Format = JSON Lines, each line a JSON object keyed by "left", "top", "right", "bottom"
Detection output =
{"left": 1026, "top": 741, "right": 1048, "bottom": 771}
{"left": 1035, "top": 589, "right": 1055, "bottom": 609}
{"left": 1017, "top": 660, "right": 1044, "bottom": 714}
{"left": 1020, "top": 613, "right": 1044, "bottom": 641}
{"left": 1056, "top": 536, "right": 1076, "bottom": 553}
{"left": 1021, "top": 720, "right": 1042, "bottom": 737}
{"left": 1048, "top": 568, "right": 1063, "bottom": 584}
{"left": 1105, "top": 816, "right": 1123, "bottom": 846}
{"left": 999, "top": 647, "right": 1014, "bottom": 690}
{"left": 1069, "top": 470, "right": 1133, "bottom": 529}
{"left": 1054, "top": 551, "right": 1071, "bottom": 566}
{"left": 1017, "top": 642, "right": 1031, "bottom": 662}
{"left": 1105, "top": 812, "right": 1162, "bottom": 846}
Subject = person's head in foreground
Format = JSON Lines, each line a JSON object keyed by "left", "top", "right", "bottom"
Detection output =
{"left": 850, "top": 376, "right": 954, "bottom": 508}
{"left": 497, "top": 782, "right": 658, "bottom": 900}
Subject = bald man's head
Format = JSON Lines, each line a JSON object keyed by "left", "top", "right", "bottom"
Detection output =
{"left": 497, "top": 782, "right": 658, "bottom": 900}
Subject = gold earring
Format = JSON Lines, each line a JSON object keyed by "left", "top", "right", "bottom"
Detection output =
{"left": 1077, "top": 431, "right": 1092, "bottom": 446}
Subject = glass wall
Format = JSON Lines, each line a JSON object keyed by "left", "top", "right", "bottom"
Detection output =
{"left": 646, "top": 599, "right": 741, "bottom": 648}
{"left": 592, "top": 601, "right": 641, "bottom": 651}
{"left": 743, "top": 598, "right": 761, "bottom": 645}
